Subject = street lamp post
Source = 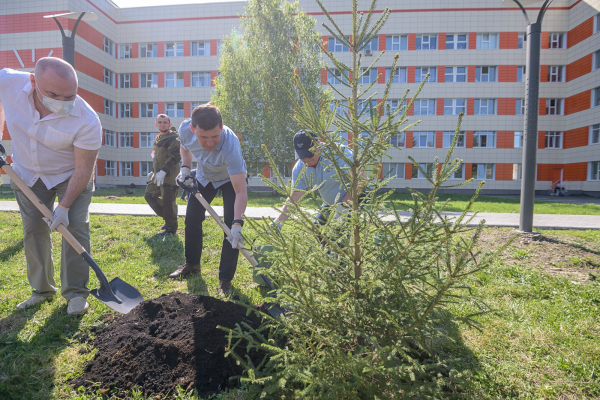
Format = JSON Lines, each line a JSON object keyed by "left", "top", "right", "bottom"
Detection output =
{"left": 502, "top": 0, "right": 553, "bottom": 233}
{"left": 43, "top": 12, "right": 98, "bottom": 68}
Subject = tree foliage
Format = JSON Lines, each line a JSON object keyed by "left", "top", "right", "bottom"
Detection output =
{"left": 222, "top": 0, "right": 511, "bottom": 397}
{"left": 212, "top": 0, "right": 328, "bottom": 176}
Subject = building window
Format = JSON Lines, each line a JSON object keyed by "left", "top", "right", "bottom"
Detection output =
{"left": 140, "top": 43, "right": 158, "bottom": 58}
{"left": 119, "top": 132, "right": 133, "bottom": 148}
{"left": 103, "top": 36, "right": 114, "bottom": 55}
{"left": 591, "top": 161, "right": 600, "bottom": 181}
{"left": 140, "top": 73, "right": 158, "bottom": 88}
{"left": 386, "top": 35, "right": 408, "bottom": 51}
{"left": 140, "top": 161, "right": 153, "bottom": 176}
{"left": 165, "top": 42, "right": 184, "bottom": 57}
{"left": 140, "top": 132, "right": 157, "bottom": 148}
{"left": 357, "top": 100, "right": 377, "bottom": 115}
{"left": 119, "top": 44, "right": 131, "bottom": 59}
{"left": 119, "top": 73, "right": 131, "bottom": 89}
{"left": 384, "top": 99, "right": 401, "bottom": 116}
{"left": 549, "top": 33, "right": 566, "bottom": 49}
{"left": 594, "top": 50, "right": 600, "bottom": 71}
{"left": 104, "top": 130, "right": 116, "bottom": 147}
{"left": 444, "top": 99, "right": 466, "bottom": 115}
{"left": 518, "top": 33, "right": 525, "bottom": 49}
{"left": 416, "top": 34, "right": 437, "bottom": 50}
{"left": 473, "top": 131, "right": 496, "bottom": 148}
{"left": 330, "top": 100, "right": 349, "bottom": 115}
{"left": 446, "top": 34, "right": 467, "bottom": 50}
{"left": 443, "top": 131, "right": 465, "bottom": 148}
{"left": 413, "top": 131, "right": 435, "bottom": 148}
{"left": 595, "top": 13, "right": 600, "bottom": 34}
{"left": 517, "top": 66, "right": 526, "bottom": 82}
{"left": 192, "top": 41, "right": 210, "bottom": 56}
{"left": 513, "top": 164, "right": 522, "bottom": 180}
{"left": 450, "top": 164, "right": 465, "bottom": 179}
{"left": 385, "top": 67, "right": 407, "bottom": 83}
{"left": 546, "top": 99, "right": 563, "bottom": 115}
{"left": 165, "top": 72, "right": 184, "bottom": 87}
{"left": 415, "top": 67, "right": 436, "bottom": 83}
{"left": 119, "top": 103, "right": 132, "bottom": 118}
{"left": 103, "top": 68, "right": 114, "bottom": 86}
{"left": 191, "top": 72, "right": 211, "bottom": 87}
{"left": 104, "top": 99, "right": 114, "bottom": 116}
{"left": 165, "top": 102, "right": 184, "bottom": 118}
{"left": 475, "top": 66, "right": 497, "bottom": 82}
{"left": 390, "top": 132, "right": 405, "bottom": 147}
{"left": 328, "top": 69, "right": 348, "bottom": 85}
{"left": 516, "top": 99, "right": 525, "bottom": 115}
{"left": 548, "top": 66, "right": 565, "bottom": 82}
{"left": 358, "top": 68, "right": 378, "bottom": 84}
{"left": 445, "top": 66, "right": 467, "bottom": 82}
{"left": 545, "top": 131, "right": 562, "bottom": 148}
{"left": 329, "top": 37, "right": 349, "bottom": 52}
{"left": 591, "top": 124, "right": 600, "bottom": 145}
{"left": 217, "top": 40, "right": 224, "bottom": 55}
{"left": 412, "top": 163, "right": 434, "bottom": 179}
{"left": 120, "top": 162, "right": 133, "bottom": 177}
{"left": 360, "top": 37, "right": 378, "bottom": 52}
{"left": 413, "top": 99, "right": 436, "bottom": 115}
{"left": 514, "top": 131, "right": 523, "bottom": 148}
{"left": 593, "top": 87, "right": 600, "bottom": 107}
{"left": 472, "top": 163, "right": 495, "bottom": 180}
{"left": 476, "top": 33, "right": 498, "bottom": 49}
{"left": 105, "top": 160, "right": 116, "bottom": 176}
{"left": 140, "top": 103, "right": 158, "bottom": 118}
{"left": 474, "top": 99, "right": 496, "bottom": 115}
{"left": 382, "top": 163, "right": 405, "bottom": 179}
{"left": 191, "top": 101, "right": 208, "bottom": 110}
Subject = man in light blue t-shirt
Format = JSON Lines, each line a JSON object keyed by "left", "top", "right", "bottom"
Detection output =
{"left": 273, "top": 130, "right": 365, "bottom": 228}
{"left": 168, "top": 104, "right": 248, "bottom": 296}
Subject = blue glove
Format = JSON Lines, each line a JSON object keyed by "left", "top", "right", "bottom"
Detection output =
{"left": 43, "top": 204, "right": 70, "bottom": 231}
{"left": 154, "top": 170, "right": 166, "bottom": 186}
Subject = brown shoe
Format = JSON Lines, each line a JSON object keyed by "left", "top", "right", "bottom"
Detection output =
{"left": 218, "top": 280, "right": 232, "bottom": 296}
{"left": 168, "top": 263, "right": 200, "bottom": 279}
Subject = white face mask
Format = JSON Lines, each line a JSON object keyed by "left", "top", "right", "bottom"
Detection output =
{"left": 36, "top": 84, "right": 75, "bottom": 115}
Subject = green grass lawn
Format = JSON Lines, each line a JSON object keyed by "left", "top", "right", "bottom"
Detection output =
{"left": 0, "top": 211, "right": 599, "bottom": 399}
{"left": 2, "top": 188, "right": 600, "bottom": 215}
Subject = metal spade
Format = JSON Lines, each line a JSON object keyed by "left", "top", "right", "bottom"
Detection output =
{"left": 0, "top": 143, "right": 143, "bottom": 314}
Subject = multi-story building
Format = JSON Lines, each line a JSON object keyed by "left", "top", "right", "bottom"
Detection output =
{"left": 1, "top": 0, "right": 599, "bottom": 195}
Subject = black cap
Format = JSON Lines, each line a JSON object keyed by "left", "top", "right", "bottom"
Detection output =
{"left": 293, "top": 130, "right": 316, "bottom": 159}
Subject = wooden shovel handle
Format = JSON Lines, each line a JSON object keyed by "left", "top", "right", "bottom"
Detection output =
{"left": 2, "top": 164, "right": 86, "bottom": 255}
{"left": 192, "top": 192, "right": 259, "bottom": 268}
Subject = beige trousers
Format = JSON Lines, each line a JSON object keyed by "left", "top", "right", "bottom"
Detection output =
{"left": 11, "top": 177, "right": 94, "bottom": 300}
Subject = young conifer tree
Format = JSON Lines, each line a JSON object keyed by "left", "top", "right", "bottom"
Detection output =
{"left": 224, "top": 0, "right": 507, "bottom": 397}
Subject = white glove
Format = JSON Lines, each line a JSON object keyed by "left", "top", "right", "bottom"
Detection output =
{"left": 270, "top": 220, "right": 283, "bottom": 231}
{"left": 229, "top": 225, "right": 244, "bottom": 248}
{"left": 146, "top": 172, "right": 154, "bottom": 184}
{"left": 154, "top": 170, "right": 166, "bottom": 186}
{"left": 177, "top": 166, "right": 192, "bottom": 185}
{"left": 334, "top": 203, "right": 349, "bottom": 220}
{"left": 43, "top": 204, "right": 69, "bottom": 231}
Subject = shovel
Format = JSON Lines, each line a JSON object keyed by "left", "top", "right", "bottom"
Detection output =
{"left": 177, "top": 178, "right": 286, "bottom": 318}
{"left": 0, "top": 143, "right": 143, "bottom": 314}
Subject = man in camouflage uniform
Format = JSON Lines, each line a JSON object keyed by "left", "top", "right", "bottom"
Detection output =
{"left": 145, "top": 114, "right": 181, "bottom": 237}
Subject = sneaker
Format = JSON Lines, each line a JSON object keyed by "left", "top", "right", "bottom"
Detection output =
{"left": 168, "top": 263, "right": 200, "bottom": 279}
{"left": 67, "top": 297, "right": 89, "bottom": 316}
{"left": 16, "top": 294, "right": 52, "bottom": 310}
{"left": 218, "top": 280, "right": 232, "bottom": 296}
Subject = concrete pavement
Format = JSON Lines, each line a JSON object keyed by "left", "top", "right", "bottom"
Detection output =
{"left": 1, "top": 200, "right": 600, "bottom": 230}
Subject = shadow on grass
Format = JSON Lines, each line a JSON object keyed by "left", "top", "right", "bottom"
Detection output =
{"left": 0, "top": 240, "right": 24, "bottom": 262}
{"left": 0, "top": 306, "right": 83, "bottom": 400}
{"left": 540, "top": 235, "right": 600, "bottom": 256}
{"left": 145, "top": 234, "right": 185, "bottom": 279}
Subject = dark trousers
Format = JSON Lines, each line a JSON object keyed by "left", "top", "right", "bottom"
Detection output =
{"left": 185, "top": 181, "right": 239, "bottom": 281}
{"left": 145, "top": 182, "right": 179, "bottom": 233}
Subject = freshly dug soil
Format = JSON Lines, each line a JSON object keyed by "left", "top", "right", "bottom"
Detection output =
{"left": 72, "top": 292, "right": 264, "bottom": 397}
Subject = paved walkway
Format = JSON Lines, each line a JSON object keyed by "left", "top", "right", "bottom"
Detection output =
{"left": 2, "top": 200, "right": 600, "bottom": 230}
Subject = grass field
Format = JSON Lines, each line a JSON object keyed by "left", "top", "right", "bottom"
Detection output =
{"left": 0, "top": 210, "right": 599, "bottom": 399}
{"left": 1, "top": 188, "right": 600, "bottom": 215}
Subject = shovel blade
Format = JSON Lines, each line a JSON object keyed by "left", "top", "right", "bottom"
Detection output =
{"left": 91, "top": 277, "right": 144, "bottom": 314}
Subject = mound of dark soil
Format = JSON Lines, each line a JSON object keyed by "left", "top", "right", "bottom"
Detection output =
{"left": 72, "top": 292, "right": 264, "bottom": 397}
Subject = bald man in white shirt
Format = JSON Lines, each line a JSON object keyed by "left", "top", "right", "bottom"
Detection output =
{"left": 0, "top": 58, "right": 102, "bottom": 316}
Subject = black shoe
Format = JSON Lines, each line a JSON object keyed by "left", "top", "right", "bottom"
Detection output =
{"left": 218, "top": 280, "right": 232, "bottom": 296}
{"left": 168, "top": 263, "right": 200, "bottom": 278}
{"left": 155, "top": 231, "right": 176, "bottom": 238}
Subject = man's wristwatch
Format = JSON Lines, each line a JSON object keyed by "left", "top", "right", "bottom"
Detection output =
{"left": 232, "top": 219, "right": 244, "bottom": 226}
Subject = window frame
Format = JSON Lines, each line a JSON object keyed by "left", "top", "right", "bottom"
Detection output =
{"left": 140, "top": 73, "right": 158, "bottom": 88}
{"left": 103, "top": 99, "right": 114, "bottom": 116}
{"left": 389, "top": 132, "right": 406, "bottom": 147}
{"left": 191, "top": 72, "right": 211, "bottom": 87}
{"left": 548, "top": 66, "right": 565, "bottom": 82}
{"left": 358, "top": 68, "right": 378, "bottom": 84}
{"left": 514, "top": 131, "right": 524, "bottom": 148}
{"left": 165, "top": 42, "right": 184, "bottom": 57}
{"left": 415, "top": 66, "right": 436, "bottom": 83}
{"left": 590, "top": 124, "right": 600, "bottom": 145}
{"left": 119, "top": 103, "right": 132, "bottom": 119}
{"left": 103, "top": 67, "right": 114, "bottom": 86}
{"left": 446, "top": 34, "right": 468, "bottom": 50}
{"left": 593, "top": 87, "right": 600, "bottom": 108}
{"left": 118, "top": 44, "right": 131, "bottom": 59}
{"left": 387, "top": 35, "right": 408, "bottom": 51}
{"left": 442, "top": 131, "right": 466, "bottom": 148}
{"left": 445, "top": 66, "right": 467, "bottom": 83}
{"left": 103, "top": 36, "right": 114, "bottom": 55}
{"left": 119, "top": 132, "right": 133, "bottom": 148}
{"left": 545, "top": 131, "right": 563, "bottom": 149}
{"left": 119, "top": 73, "right": 131, "bottom": 89}
{"left": 516, "top": 99, "right": 525, "bottom": 115}
{"left": 549, "top": 32, "right": 566, "bottom": 49}
{"left": 546, "top": 98, "right": 564, "bottom": 115}
{"left": 477, "top": 33, "right": 499, "bottom": 49}
{"left": 385, "top": 67, "right": 407, "bottom": 83}
{"left": 328, "top": 68, "right": 348, "bottom": 85}
{"left": 590, "top": 161, "right": 600, "bottom": 181}
{"left": 140, "top": 132, "right": 157, "bottom": 148}
{"left": 517, "top": 66, "right": 526, "bottom": 82}
{"left": 140, "top": 161, "right": 153, "bottom": 177}
{"left": 411, "top": 163, "right": 434, "bottom": 179}
{"left": 444, "top": 99, "right": 466, "bottom": 115}
{"left": 140, "top": 103, "right": 158, "bottom": 118}
{"left": 513, "top": 164, "right": 522, "bottom": 181}
{"left": 140, "top": 43, "right": 157, "bottom": 58}
{"left": 191, "top": 41, "right": 210, "bottom": 56}
{"left": 416, "top": 34, "right": 437, "bottom": 50}
{"left": 412, "top": 131, "right": 436, "bottom": 148}
{"left": 382, "top": 163, "right": 405, "bottom": 179}
{"left": 105, "top": 160, "right": 116, "bottom": 176}
{"left": 104, "top": 130, "right": 116, "bottom": 147}
{"left": 471, "top": 163, "right": 495, "bottom": 180}
{"left": 165, "top": 102, "right": 185, "bottom": 118}
{"left": 120, "top": 161, "right": 134, "bottom": 177}
{"left": 473, "top": 131, "right": 496, "bottom": 148}
{"left": 165, "top": 72, "right": 185, "bottom": 88}
{"left": 475, "top": 66, "right": 497, "bottom": 82}
{"left": 474, "top": 99, "right": 497, "bottom": 115}
{"left": 413, "top": 99, "right": 436, "bottom": 115}
{"left": 329, "top": 37, "right": 350, "bottom": 52}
